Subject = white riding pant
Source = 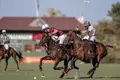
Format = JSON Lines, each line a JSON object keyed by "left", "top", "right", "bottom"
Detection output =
{"left": 51, "top": 34, "right": 66, "bottom": 44}
{"left": 4, "top": 44, "right": 9, "bottom": 50}
{"left": 83, "top": 35, "right": 96, "bottom": 41}
{"left": 83, "top": 35, "right": 89, "bottom": 40}
{"left": 51, "top": 36, "right": 59, "bottom": 42}
{"left": 90, "top": 36, "right": 96, "bottom": 42}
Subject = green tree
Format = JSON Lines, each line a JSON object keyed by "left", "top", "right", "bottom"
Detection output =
{"left": 95, "top": 2, "right": 120, "bottom": 63}
{"left": 108, "top": 2, "right": 120, "bottom": 27}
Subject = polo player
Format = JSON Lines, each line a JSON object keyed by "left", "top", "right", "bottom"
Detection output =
{"left": 0, "top": 30, "right": 10, "bottom": 57}
{"left": 41, "top": 24, "right": 67, "bottom": 54}
{"left": 81, "top": 21, "right": 96, "bottom": 59}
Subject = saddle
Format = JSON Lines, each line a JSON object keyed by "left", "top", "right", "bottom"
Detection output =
{"left": 81, "top": 40, "right": 96, "bottom": 61}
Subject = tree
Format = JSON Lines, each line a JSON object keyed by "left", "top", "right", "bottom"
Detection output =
{"left": 108, "top": 2, "right": 120, "bottom": 27}
{"left": 95, "top": 2, "right": 120, "bottom": 63}
{"left": 43, "top": 8, "right": 65, "bottom": 17}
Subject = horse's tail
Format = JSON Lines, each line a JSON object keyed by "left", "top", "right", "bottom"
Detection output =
{"left": 15, "top": 50, "right": 24, "bottom": 62}
{"left": 105, "top": 45, "right": 114, "bottom": 48}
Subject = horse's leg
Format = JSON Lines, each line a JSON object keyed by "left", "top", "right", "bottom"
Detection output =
{"left": 12, "top": 54, "right": 19, "bottom": 71}
{"left": 91, "top": 60, "right": 100, "bottom": 78}
{"left": 87, "top": 57, "right": 97, "bottom": 75}
{"left": 64, "top": 57, "right": 79, "bottom": 74}
{"left": 61, "top": 57, "right": 75, "bottom": 75}
{"left": 4, "top": 58, "right": 9, "bottom": 71}
{"left": 88, "top": 56, "right": 102, "bottom": 78}
{"left": 0, "top": 56, "right": 2, "bottom": 63}
{"left": 70, "top": 57, "right": 80, "bottom": 79}
{"left": 39, "top": 55, "right": 52, "bottom": 71}
{"left": 64, "top": 59, "right": 69, "bottom": 73}
{"left": 71, "top": 58, "right": 79, "bottom": 70}
{"left": 59, "top": 55, "right": 75, "bottom": 78}
{"left": 53, "top": 59, "right": 63, "bottom": 70}
{"left": 87, "top": 57, "right": 97, "bottom": 78}
{"left": 60, "top": 59, "right": 69, "bottom": 78}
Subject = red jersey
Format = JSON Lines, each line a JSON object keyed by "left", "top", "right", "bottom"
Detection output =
{"left": 49, "top": 27, "right": 63, "bottom": 37}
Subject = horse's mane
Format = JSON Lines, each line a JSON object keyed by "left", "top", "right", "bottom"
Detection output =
{"left": 41, "top": 33, "right": 58, "bottom": 49}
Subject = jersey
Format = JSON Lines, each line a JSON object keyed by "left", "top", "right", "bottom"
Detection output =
{"left": 49, "top": 27, "right": 63, "bottom": 37}
{"left": 0, "top": 34, "right": 10, "bottom": 44}
{"left": 88, "top": 25, "right": 96, "bottom": 37}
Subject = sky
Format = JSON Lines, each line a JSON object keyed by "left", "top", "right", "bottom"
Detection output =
{"left": 0, "top": 0, "right": 120, "bottom": 24}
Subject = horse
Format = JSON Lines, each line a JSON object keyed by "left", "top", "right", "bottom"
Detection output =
{"left": 60, "top": 30, "right": 113, "bottom": 78}
{"left": 0, "top": 45, "right": 23, "bottom": 71}
{"left": 39, "top": 33, "right": 73, "bottom": 78}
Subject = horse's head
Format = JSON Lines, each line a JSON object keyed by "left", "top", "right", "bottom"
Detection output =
{"left": 39, "top": 33, "right": 50, "bottom": 46}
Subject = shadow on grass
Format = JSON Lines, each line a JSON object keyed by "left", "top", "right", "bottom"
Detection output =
{"left": 64, "top": 76, "right": 120, "bottom": 79}
{"left": 19, "top": 69, "right": 35, "bottom": 72}
{"left": 0, "top": 69, "right": 34, "bottom": 72}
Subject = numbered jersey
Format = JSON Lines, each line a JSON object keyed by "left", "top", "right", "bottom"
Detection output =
{"left": 0, "top": 34, "right": 10, "bottom": 44}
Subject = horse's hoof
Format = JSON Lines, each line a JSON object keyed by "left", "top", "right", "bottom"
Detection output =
{"left": 60, "top": 76, "right": 63, "bottom": 79}
{"left": 60, "top": 73, "right": 65, "bottom": 78}
{"left": 41, "top": 75, "right": 45, "bottom": 78}
{"left": 59, "top": 67, "right": 64, "bottom": 70}
{"left": 88, "top": 76, "right": 93, "bottom": 78}
{"left": 16, "top": 69, "right": 19, "bottom": 72}
{"left": 65, "top": 73, "right": 67, "bottom": 75}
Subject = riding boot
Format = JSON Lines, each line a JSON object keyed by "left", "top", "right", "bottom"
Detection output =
{"left": 90, "top": 41, "right": 95, "bottom": 58}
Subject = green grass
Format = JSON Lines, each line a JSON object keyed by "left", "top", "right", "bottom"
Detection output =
{"left": 0, "top": 59, "right": 120, "bottom": 80}
{"left": 2, "top": 40, "right": 120, "bottom": 80}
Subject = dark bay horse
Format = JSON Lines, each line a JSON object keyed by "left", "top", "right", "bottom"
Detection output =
{"left": 61, "top": 31, "right": 113, "bottom": 78}
{"left": 0, "top": 45, "right": 23, "bottom": 71}
{"left": 39, "top": 33, "right": 72, "bottom": 77}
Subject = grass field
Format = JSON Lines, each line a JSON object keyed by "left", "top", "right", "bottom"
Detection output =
{"left": 1, "top": 40, "right": 120, "bottom": 80}
{"left": 0, "top": 58, "right": 120, "bottom": 80}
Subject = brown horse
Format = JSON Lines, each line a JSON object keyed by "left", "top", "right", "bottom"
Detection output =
{"left": 39, "top": 33, "right": 72, "bottom": 78}
{"left": 60, "top": 31, "right": 113, "bottom": 78}
{"left": 0, "top": 45, "right": 23, "bottom": 71}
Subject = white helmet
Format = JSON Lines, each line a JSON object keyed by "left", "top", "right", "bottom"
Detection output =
{"left": 42, "top": 24, "right": 49, "bottom": 31}
{"left": 2, "top": 30, "right": 6, "bottom": 33}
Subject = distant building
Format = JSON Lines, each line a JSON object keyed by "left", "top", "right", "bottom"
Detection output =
{"left": 0, "top": 16, "right": 84, "bottom": 40}
{"left": 0, "top": 17, "right": 84, "bottom": 51}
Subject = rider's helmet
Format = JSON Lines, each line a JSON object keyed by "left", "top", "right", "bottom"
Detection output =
{"left": 42, "top": 24, "right": 49, "bottom": 31}
{"left": 84, "top": 21, "right": 91, "bottom": 27}
{"left": 2, "top": 30, "right": 6, "bottom": 33}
